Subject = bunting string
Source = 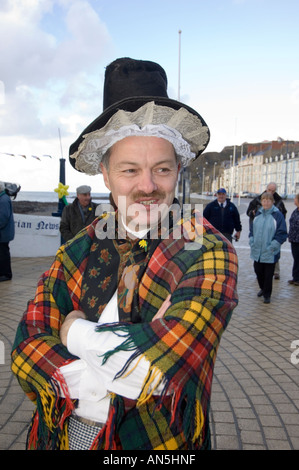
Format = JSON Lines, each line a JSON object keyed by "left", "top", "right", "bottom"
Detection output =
{"left": 0, "top": 152, "right": 53, "bottom": 161}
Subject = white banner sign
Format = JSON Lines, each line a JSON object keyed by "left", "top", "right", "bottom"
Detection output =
{"left": 14, "top": 214, "right": 60, "bottom": 236}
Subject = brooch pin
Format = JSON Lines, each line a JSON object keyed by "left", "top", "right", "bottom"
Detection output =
{"left": 139, "top": 239, "right": 148, "bottom": 252}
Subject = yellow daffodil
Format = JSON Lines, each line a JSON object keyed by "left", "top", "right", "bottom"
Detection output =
{"left": 139, "top": 239, "right": 148, "bottom": 252}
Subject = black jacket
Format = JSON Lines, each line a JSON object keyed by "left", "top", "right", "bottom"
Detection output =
{"left": 203, "top": 198, "right": 242, "bottom": 236}
{"left": 59, "top": 198, "right": 97, "bottom": 242}
{"left": 246, "top": 192, "right": 287, "bottom": 221}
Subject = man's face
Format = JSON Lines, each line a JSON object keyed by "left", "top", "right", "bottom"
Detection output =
{"left": 267, "top": 184, "right": 276, "bottom": 194}
{"left": 217, "top": 192, "right": 226, "bottom": 204}
{"left": 101, "top": 136, "right": 180, "bottom": 229}
{"left": 77, "top": 192, "right": 91, "bottom": 207}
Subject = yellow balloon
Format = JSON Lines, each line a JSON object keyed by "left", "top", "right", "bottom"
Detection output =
{"left": 54, "top": 182, "right": 69, "bottom": 199}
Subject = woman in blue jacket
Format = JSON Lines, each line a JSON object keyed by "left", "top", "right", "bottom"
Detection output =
{"left": 288, "top": 193, "right": 299, "bottom": 285}
{"left": 249, "top": 192, "right": 287, "bottom": 303}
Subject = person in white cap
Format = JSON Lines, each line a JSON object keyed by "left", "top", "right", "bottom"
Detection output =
{"left": 59, "top": 185, "right": 97, "bottom": 242}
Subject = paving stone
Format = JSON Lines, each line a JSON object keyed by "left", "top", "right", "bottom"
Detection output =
{"left": 240, "top": 430, "right": 265, "bottom": 445}
{"left": 266, "top": 440, "right": 292, "bottom": 450}
{"left": 1, "top": 202, "right": 299, "bottom": 450}
{"left": 215, "top": 434, "right": 240, "bottom": 450}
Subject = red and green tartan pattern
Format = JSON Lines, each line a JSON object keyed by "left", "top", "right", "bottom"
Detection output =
{"left": 11, "top": 213, "right": 238, "bottom": 450}
{"left": 11, "top": 230, "right": 93, "bottom": 399}
{"left": 96, "top": 217, "right": 238, "bottom": 449}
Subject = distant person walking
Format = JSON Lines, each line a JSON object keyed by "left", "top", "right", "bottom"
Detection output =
{"left": 249, "top": 192, "right": 287, "bottom": 304}
{"left": 247, "top": 182, "right": 287, "bottom": 279}
{"left": 203, "top": 188, "right": 242, "bottom": 242}
{"left": 60, "top": 185, "right": 97, "bottom": 242}
{"left": 0, "top": 181, "right": 15, "bottom": 282}
{"left": 288, "top": 193, "right": 299, "bottom": 286}
{"left": 247, "top": 182, "right": 287, "bottom": 222}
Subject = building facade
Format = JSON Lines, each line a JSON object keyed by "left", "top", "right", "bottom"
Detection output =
{"left": 217, "top": 141, "right": 299, "bottom": 197}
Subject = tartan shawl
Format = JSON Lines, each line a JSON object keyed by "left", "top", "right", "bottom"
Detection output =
{"left": 11, "top": 210, "right": 238, "bottom": 450}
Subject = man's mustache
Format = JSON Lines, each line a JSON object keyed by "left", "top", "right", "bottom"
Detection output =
{"left": 131, "top": 191, "right": 166, "bottom": 201}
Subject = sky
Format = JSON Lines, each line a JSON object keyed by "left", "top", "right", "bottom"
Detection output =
{"left": 1, "top": 0, "right": 299, "bottom": 193}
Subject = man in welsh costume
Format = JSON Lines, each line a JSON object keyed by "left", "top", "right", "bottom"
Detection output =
{"left": 11, "top": 58, "right": 238, "bottom": 450}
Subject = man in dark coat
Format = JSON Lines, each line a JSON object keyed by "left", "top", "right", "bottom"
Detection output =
{"left": 59, "top": 185, "right": 97, "bottom": 242}
{"left": 203, "top": 188, "right": 242, "bottom": 242}
{"left": 0, "top": 181, "right": 15, "bottom": 281}
{"left": 246, "top": 182, "right": 287, "bottom": 223}
{"left": 246, "top": 182, "right": 287, "bottom": 279}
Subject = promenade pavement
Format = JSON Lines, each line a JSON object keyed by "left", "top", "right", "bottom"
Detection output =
{"left": 0, "top": 199, "right": 298, "bottom": 450}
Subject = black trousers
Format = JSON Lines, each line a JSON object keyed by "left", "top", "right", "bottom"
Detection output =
{"left": 222, "top": 232, "right": 233, "bottom": 243}
{"left": 253, "top": 261, "right": 275, "bottom": 298}
{"left": 291, "top": 242, "right": 299, "bottom": 282}
{"left": 0, "top": 242, "right": 12, "bottom": 278}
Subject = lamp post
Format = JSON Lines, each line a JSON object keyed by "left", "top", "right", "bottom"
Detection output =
{"left": 285, "top": 153, "right": 289, "bottom": 198}
{"left": 202, "top": 167, "right": 205, "bottom": 194}
{"left": 177, "top": 30, "right": 187, "bottom": 203}
{"left": 213, "top": 162, "right": 217, "bottom": 192}
{"left": 232, "top": 144, "right": 236, "bottom": 200}
{"left": 201, "top": 161, "right": 208, "bottom": 194}
{"left": 178, "top": 30, "right": 182, "bottom": 101}
{"left": 52, "top": 128, "right": 66, "bottom": 218}
{"left": 229, "top": 155, "right": 233, "bottom": 197}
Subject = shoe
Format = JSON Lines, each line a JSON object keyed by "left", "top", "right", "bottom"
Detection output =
{"left": 288, "top": 280, "right": 295, "bottom": 284}
{"left": 0, "top": 275, "right": 12, "bottom": 282}
{"left": 274, "top": 274, "right": 280, "bottom": 280}
{"left": 257, "top": 290, "right": 264, "bottom": 297}
{"left": 263, "top": 297, "right": 271, "bottom": 304}
{"left": 293, "top": 281, "right": 299, "bottom": 286}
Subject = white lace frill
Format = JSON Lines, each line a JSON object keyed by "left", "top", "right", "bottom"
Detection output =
{"left": 71, "top": 101, "right": 209, "bottom": 175}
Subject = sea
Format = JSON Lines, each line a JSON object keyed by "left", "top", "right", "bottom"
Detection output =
{"left": 16, "top": 190, "right": 109, "bottom": 203}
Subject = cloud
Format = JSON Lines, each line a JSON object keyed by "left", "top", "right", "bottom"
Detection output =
{"left": 0, "top": 0, "right": 113, "bottom": 141}
{"left": 0, "top": 80, "right": 4, "bottom": 105}
{"left": 0, "top": 86, "right": 45, "bottom": 136}
{"left": 0, "top": 0, "right": 56, "bottom": 91}
{"left": 0, "top": 0, "right": 112, "bottom": 88}
{"left": 41, "top": 1, "right": 112, "bottom": 80}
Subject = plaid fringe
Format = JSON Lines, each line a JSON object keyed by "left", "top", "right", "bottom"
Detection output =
{"left": 27, "top": 368, "right": 76, "bottom": 450}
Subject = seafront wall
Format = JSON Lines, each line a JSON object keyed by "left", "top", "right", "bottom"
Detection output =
{"left": 9, "top": 194, "right": 216, "bottom": 257}
{"left": 10, "top": 213, "right": 61, "bottom": 257}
